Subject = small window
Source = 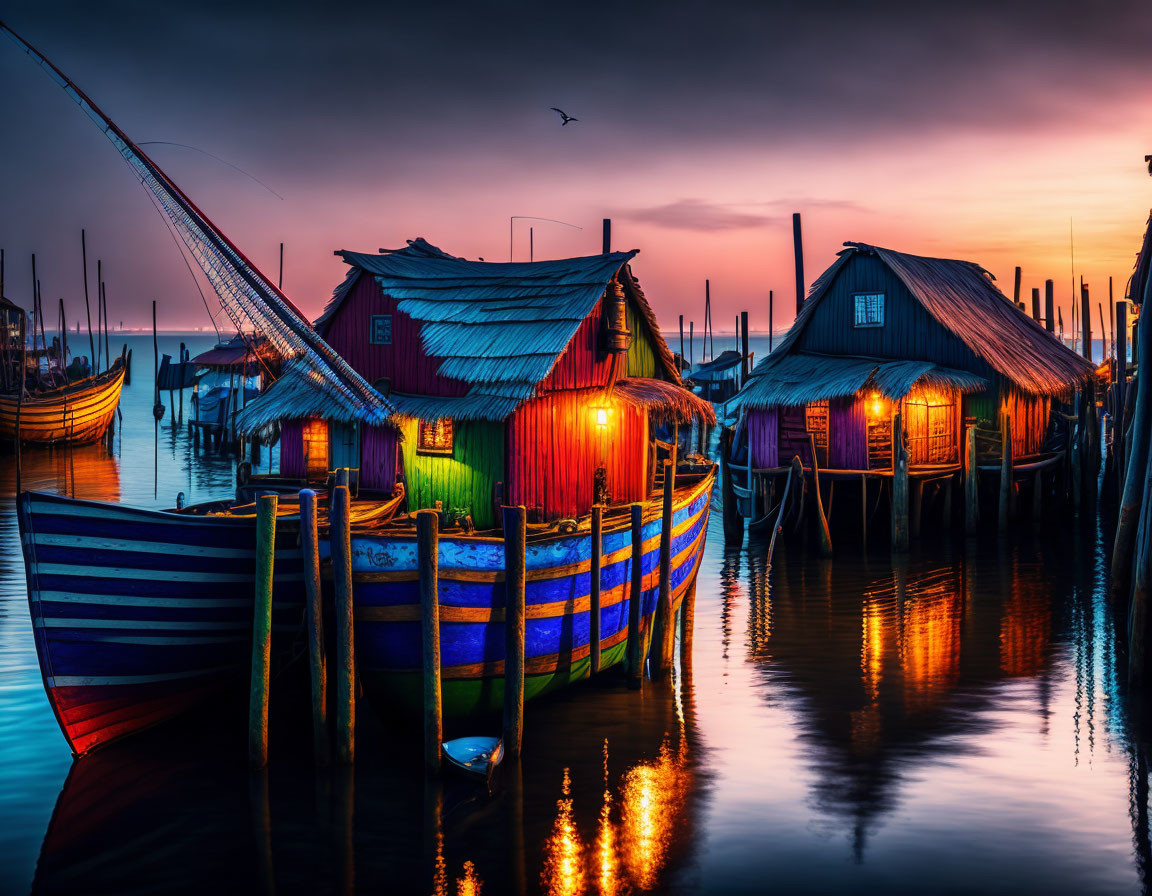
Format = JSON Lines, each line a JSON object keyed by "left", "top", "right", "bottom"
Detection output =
{"left": 854, "top": 293, "right": 885, "bottom": 328}
{"left": 417, "top": 418, "right": 454, "bottom": 456}
{"left": 370, "top": 314, "right": 393, "bottom": 345}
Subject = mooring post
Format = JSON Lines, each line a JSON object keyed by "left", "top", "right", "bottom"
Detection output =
{"left": 963, "top": 421, "right": 981, "bottom": 534}
{"left": 680, "top": 573, "right": 698, "bottom": 669}
{"left": 860, "top": 473, "right": 868, "bottom": 546}
{"left": 808, "top": 433, "right": 833, "bottom": 555}
{"left": 300, "top": 489, "right": 328, "bottom": 765}
{"left": 590, "top": 504, "right": 603, "bottom": 676}
{"left": 999, "top": 412, "right": 1013, "bottom": 533}
{"left": 720, "top": 427, "right": 744, "bottom": 545}
{"left": 248, "top": 493, "right": 278, "bottom": 769}
{"left": 418, "top": 509, "right": 441, "bottom": 775}
{"left": 502, "top": 505, "right": 526, "bottom": 759}
{"left": 891, "top": 412, "right": 909, "bottom": 551}
{"left": 626, "top": 502, "right": 644, "bottom": 688}
{"left": 336, "top": 467, "right": 349, "bottom": 489}
{"left": 331, "top": 485, "right": 355, "bottom": 764}
{"left": 653, "top": 462, "right": 675, "bottom": 676}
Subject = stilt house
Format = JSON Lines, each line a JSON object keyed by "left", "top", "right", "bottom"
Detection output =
{"left": 733, "top": 242, "right": 1094, "bottom": 471}
{"left": 242, "top": 239, "right": 712, "bottom": 528}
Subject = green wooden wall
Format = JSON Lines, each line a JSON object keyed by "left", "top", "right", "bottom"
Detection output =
{"left": 398, "top": 418, "right": 504, "bottom": 529}
{"left": 625, "top": 301, "right": 657, "bottom": 378}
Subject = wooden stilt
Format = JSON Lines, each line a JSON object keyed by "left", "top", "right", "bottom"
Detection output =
{"left": 892, "top": 412, "right": 909, "bottom": 551}
{"left": 808, "top": 434, "right": 833, "bottom": 555}
{"left": 502, "top": 505, "right": 526, "bottom": 759}
{"left": 910, "top": 480, "right": 923, "bottom": 540}
{"left": 999, "top": 412, "right": 1013, "bottom": 533}
{"left": 248, "top": 494, "right": 277, "bottom": 769}
{"left": 680, "top": 574, "right": 697, "bottom": 669}
{"left": 627, "top": 502, "right": 644, "bottom": 688}
{"left": 331, "top": 485, "right": 355, "bottom": 764}
{"left": 590, "top": 504, "right": 603, "bottom": 676}
{"left": 653, "top": 462, "right": 675, "bottom": 676}
{"left": 300, "top": 489, "right": 328, "bottom": 765}
{"left": 418, "top": 509, "right": 441, "bottom": 775}
{"left": 860, "top": 474, "right": 868, "bottom": 546}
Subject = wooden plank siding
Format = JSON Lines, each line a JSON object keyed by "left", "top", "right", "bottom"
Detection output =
{"left": 280, "top": 420, "right": 305, "bottom": 478}
{"left": 794, "top": 254, "right": 999, "bottom": 379}
{"left": 625, "top": 300, "right": 658, "bottom": 378}
{"left": 829, "top": 396, "right": 867, "bottom": 468}
{"left": 537, "top": 298, "right": 614, "bottom": 392}
{"left": 748, "top": 408, "right": 778, "bottom": 468}
{"left": 507, "top": 391, "right": 648, "bottom": 521}
{"left": 360, "top": 425, "right": 397, "bottom": 491}
{"left": 321, "top": 271, "right": 469, "bottom": 396}
{"left": 398, "top": 417, "right": 504, "bottom": 529}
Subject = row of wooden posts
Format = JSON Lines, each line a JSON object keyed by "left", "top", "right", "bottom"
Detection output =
{"left": 246, "top": 460, "right": 692, "bottom": 771}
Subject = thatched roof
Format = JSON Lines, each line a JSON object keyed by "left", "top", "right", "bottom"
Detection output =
{"left": 687, "top": 349, "right": 743, "bottom": 383}
{"left": 316, "top": 238, "right": 686, "bottom": 422}
{"left": 613, "top": 377, "right": 716, "bottom": 424}
{"left": 758, "top": 242, "right": 1093, "bottom": 396}
{"left": 735, "top": 352, "right": 987, "bottom": 410}
{"left": 234, "top": 358, "right": 396, "bottom": 439}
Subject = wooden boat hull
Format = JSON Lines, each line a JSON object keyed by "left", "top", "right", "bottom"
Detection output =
{"left": 334, "top": 469, "right": 715, "bottom": 717}
{"left": 0, "top": 361, "right": 125, "bottom": 444}
{"left": 17, "top": 491, "right": 305, "bottom": 756}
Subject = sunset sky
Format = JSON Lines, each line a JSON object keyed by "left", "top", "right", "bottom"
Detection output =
{"left": 1, "top": 0, "right": 1150, "bottom": 335}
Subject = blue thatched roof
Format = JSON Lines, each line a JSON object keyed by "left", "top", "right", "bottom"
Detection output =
{"left": 316, "top": 238, "right": 682, "bottom": 421}
{"left": 734, "top": 352, "right": 987, "bottom": 410}
{"left": 233, "top": 358, "right": 396, "bottom": 438}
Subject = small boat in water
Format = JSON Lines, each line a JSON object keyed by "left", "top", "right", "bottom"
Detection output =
{"left": 442, "top": 736, "right": 504, "bottom": 785}
{"left": 0, "top": 358, "right": 126, "bottom": 445}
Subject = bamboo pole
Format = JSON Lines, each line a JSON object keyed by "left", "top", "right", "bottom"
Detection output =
{"left": 101, "top": 280, "right": 109, "bottom": 376}
{"left": 418, "top": 509, "right": 441, "bottom": 775}
{"left": 627, "top": 502, "right": 644, "bottom": 687}
{"left": 769, "top": 289, "right": 774, "bottom": 352}
{"left": 808, "top": 433, "right": 833, "bottom": 555}
{"left": 653, "top": 463, "right": 675, "bottom": 676}
{"left": 1082, "top": 280, "right": 1092, "bottom": 362}
{"left": 502, "top": 505, "right": 526, "bottom": 759}
{"left": 248, "top": 494, "right": 277, "bottom": 769}
{"left": 590, "top": 504, "right": 603, "bottom": 676}
{"left": 300, "top": 489, "right": 328, "bottom": 765}
{"left": 892, "top": 411, "right": 909, "bottom": 551}
{"left": 999, "top": 412, "right": 1013, "bottom": 533}
{"left": 331, "top": 484, "right": 355, "bottom": 764}
{"left": 793, "top": 213, "right": 805, "bottom": 316}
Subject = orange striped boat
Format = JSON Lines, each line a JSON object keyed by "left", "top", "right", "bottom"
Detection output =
{"left": 0, "top": 357, "right": 125, "bottom": 445}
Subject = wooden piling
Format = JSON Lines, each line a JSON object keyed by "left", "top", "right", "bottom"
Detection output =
{"left": 300, "top": 489, "right": 328, "bottom": 764}
{"left": 336, "top": 467, "right": 349, "bottom": 489}
{"left": 331, "top": 485, "right": 355, "bottom": 764}
{"left": 720, "top": 427, "right": 744, "bottom": 545}
{"left": 590, "top": 504, "right": 603, "bottom": 676}
{"left": 418, "top": 509, "right": 441, "bottom": 775}
{"left": 808, "top": 433, "right": 833, "bottom": 555}
{"left": 1031, "top": 287, "right": 1041, "bottom": 323}
{"left": 860, "top": 473, "right": 868, "bottom": 546}
{"left": 1013, "top": 265, "right": 1022, "bottom": 308}
{"left": 1081, "top": 280, "right": 1092, "bottom": 362}
{"left": 502, "top": 505, "right": 526, "bottom": 759}
{"left": 740, "top": 310, "right": 750, "bottom": 386}
{"left": 626, "top": 502, "right": 644, "bottom": 688}
{"left": 248, "top": 494, "right": 277, "bottom": 769}
{"left": 653, "top": 463, "right": 675, "bottom": 676}
{"left": 999, "top": 413, "right": 1012, "bottom": 533}
{"left": 891, "top": 412, "right": 909, "bottom": 551}
{"left": 679, "top": 574, "right": 697, "bottom": 669}
{"left": 1045, "top": 279, "right": 1055, "bottom": 334}
{"left": 792, "top": 212, "right": 805, "bottom": 315}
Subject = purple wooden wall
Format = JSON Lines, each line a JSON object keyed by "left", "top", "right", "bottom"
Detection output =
{"left": 778, "top": 406, "right": 813, "bottom": 467}
{"left": 829, "top": 397, "right": 867, "bottom": 469}
{"left": 360, "top": 424, "right": 398, "bottom": 490}
{"left": 748, "top": 409, "right": 778, "bottom": 467}
{"left": 280, "top": 420, "right": 305, "bottom": 478}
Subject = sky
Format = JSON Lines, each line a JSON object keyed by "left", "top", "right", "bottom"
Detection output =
{"left": 1, "top": 0, "right": 1151, "bottom": 337}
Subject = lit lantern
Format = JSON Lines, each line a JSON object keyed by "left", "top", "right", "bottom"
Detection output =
{"left": 595, "top": 407, "right": 609, "bottom": 428}
{"left": 867, "top": 391, "right": 887, "bottom": 420}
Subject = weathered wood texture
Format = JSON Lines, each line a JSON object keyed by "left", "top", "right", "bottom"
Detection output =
{"left": 300, "top": 489, "right": 328, "bottom": 765}
{"left": 502, "top": 505, "right": 527, "bottom": 757}
{"left": 248, "top": 494, "right": 277, "bottom": 769}
{"left": 418, "top": 510, "right": 441, "bottom": 775}
{"left": 399, "top": 417, "right": 504, "bottom": 529}
{"left": 507, "top": 390, "right": 647, "bottom": 521}
{"left": 332, "top": 485, "right": 355, "bottom": 764}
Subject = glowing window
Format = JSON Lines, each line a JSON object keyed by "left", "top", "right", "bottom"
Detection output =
{"left": 417, "top": 418, "right": 454, "bottom": 456}
{"left": 302, "top": 418, "right": 329, "bottom": 481}
{"left": 854, "top": 293, "right": 885, "bottom": 328}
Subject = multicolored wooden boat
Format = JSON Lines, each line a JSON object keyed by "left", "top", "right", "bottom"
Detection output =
{"left": 17, "top": 490, "right": 306, "bottom": 755}
{"left": 0, "top": 356, "right": 126, "bottom": 445}
{"left": 17, "top": 469, "right": 711, "bottom": 754}
{"left": 332, "top": 468, "right": 714, "bottom": 717}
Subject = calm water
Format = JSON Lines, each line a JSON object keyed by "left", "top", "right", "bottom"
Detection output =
{"left": 0, "top": 333, "right": 1146, "bottom": 894}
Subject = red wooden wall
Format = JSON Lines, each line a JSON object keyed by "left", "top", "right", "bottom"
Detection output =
{"left": 321, "top": 272, "right": 468, "bottom": 396}
{"left": 537, "top": 298, "right": 614, "bottom": 392}
{"left": 507, "top": 391, "right": 647, "bottom": 520}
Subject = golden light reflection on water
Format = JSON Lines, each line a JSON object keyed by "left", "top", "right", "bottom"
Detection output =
{"left": 455, "top": 860, "right": 481, "bottom": 896}
{"left": 540, "top": 729, "right": 692, "bottom": 895}
{"left": 901, "top": 587, "right": 962, "bottom": 711}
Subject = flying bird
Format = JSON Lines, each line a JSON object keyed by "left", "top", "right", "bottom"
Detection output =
{"left": 551, "top": 107, "right": 578, "bottom": 126}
